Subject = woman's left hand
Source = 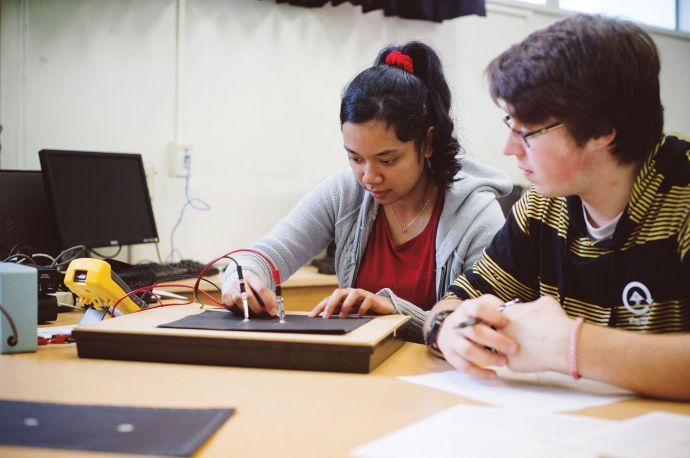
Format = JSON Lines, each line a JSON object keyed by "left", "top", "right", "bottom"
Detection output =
{"left": 308, "top": 288, "right": 395, "bottom": 318}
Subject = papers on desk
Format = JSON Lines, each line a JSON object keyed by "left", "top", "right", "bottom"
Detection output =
{"left": 357, "top": 369, "right": 689, "bottom": 457}
{"left": 351, "top": 406, "right": 690, "bottom": 458}
{"left": 351, "top": 404, "right": 605, "bottom": 458}
{"left": 399, "top": 367, "right": 633, "bottom": 413}
{"left": 583, "top": 412, "right": 690, "bottom": 458}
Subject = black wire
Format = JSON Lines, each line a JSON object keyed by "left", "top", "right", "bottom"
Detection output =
{"left": 51, "top": 245, "right": 87, "bottom": 269}
{"left": 89, "top": 245, "right": 123, "bottom": 259}
{"left": 0, "top": 245, "right": 54, "bottom": 266}
{"left": 9, "top": 244, "right": 29, "bottom": 256}
{"left": 150, "top": 274, "right": 221, "bottom": 292}
{"left": 2, "top": 246, "right": 51, "bottom": 266}
{"left": 155, "top": 243, "right": 163, "bottom": 264}
{"left": 0, "top": 304, "right": 18, "bottom": 346}
{"left": 135, "top": 274, "right": 222, "bottom": 308}
{"left": 1, "top": 253, "right": 37, "bottom": 265}
{"left": 193, "top": 277, "right": 223, "bottom": 307}
{"left": 194, "top": 256, "right": 237, "bottom": 306}
{"left": 30, "top": 253, "right": 56, "bottom": 267}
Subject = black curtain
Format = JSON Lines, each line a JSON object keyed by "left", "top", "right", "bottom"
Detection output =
{"left": 273, "top": 0, "right": 486, "bottom": 22}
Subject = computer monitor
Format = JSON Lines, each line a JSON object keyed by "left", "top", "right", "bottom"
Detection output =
{"left": 39, "top": 150, "right": 159, "bottom": 249}
{"left": 0, "top": 170, "right": 61, "bottom": 257}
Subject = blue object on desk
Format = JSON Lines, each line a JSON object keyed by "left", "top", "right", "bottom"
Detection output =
{"left": 0, "top": 262, "right": 37, "bottom": 354}
{"left": 0, "top": 400, "right": 234, "bottom": 456}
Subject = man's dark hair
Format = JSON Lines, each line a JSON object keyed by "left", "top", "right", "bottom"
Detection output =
{"left": 486, "top": 14, "right": 663, "bottom": 164}
{"left": 340, "top": 41, "right": 461, "bottom": 188}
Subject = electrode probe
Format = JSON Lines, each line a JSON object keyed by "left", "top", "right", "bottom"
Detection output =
{"left": 236, "top": 266, "right": 250, "bottom": 322}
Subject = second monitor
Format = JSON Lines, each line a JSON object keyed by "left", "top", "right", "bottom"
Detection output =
{"left": 0, "top": 170, "right": 61, "bottom": 257}
{"left": 39, "top": 150, "right": 159, "bottom": 249}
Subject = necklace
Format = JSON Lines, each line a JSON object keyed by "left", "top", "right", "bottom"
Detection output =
{"left": 390, "top": 189, "right": 433, "bottom": 234}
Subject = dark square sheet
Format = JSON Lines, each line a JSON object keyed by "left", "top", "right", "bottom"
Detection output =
{"left": 0, "top": 400, "right": 233, "bottom": 456}
{"left": 159, "top": 310, "right": 372, "bottom": 334}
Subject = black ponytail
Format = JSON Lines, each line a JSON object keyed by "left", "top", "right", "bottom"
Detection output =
{"left": 340, "top": 41, "right": 461, "bottom": 188}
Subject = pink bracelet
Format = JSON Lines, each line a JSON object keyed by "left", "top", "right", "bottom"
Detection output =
{"left": 568, "top": 317, "right": 585, "bottom": 380}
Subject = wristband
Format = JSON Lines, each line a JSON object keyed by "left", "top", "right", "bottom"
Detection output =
{"left": 568, "top": 317, "right": 584, "bottom": 380}
{"left": 425, "top": 309, "right": 453, "bottom": 353}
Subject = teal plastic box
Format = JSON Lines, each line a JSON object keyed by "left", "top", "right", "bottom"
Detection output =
{"left": 0, "top": 262, "right": 37, "bottom": 354}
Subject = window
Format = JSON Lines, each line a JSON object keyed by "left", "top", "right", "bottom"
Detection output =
{"left": 560, "top": 0, "right": 676, "bottom": 30}
{"left": 497, "top": 0, "right": 690, "bottom": 33}
{"left": 677, "top": 0, "right": 690, "bottom": 31}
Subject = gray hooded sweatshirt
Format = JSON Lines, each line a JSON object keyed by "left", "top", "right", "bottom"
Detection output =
{"left": 223, "top": 157, "right": 512, "bottom": 342}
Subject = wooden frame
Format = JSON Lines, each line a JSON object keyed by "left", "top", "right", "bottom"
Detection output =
{"left": 73, "top": 305, "right": 410, "bottom": 373}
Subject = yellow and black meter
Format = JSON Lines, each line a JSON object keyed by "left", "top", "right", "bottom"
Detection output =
{"left": 65, "top": 258, "right": 147, "bottom": 323}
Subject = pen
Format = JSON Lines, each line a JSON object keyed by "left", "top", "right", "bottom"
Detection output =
{"left": 499, "top": 298, "right": 521, "bottom": 312}
{"left": 455, "top": 298, "right": 520, "bottom": 329}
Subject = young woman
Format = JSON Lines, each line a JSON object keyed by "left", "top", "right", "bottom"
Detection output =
{"left": 222, "top": 41, "right": 511, "bottom": 342}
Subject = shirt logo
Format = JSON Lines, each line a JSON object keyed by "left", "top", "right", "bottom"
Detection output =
{"left": 622, "top": 281, "right": 652, "bottom": 325}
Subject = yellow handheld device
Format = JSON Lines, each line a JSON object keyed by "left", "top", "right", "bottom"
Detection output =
{"left": 65, "top": 258, "right": 147, "bottom": 319}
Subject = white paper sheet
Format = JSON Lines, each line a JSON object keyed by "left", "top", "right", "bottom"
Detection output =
{"left": 37, "top": 324, "right": 77, "bottom": 339}
{"left": 582, "top": 411, "right": 690, "bottom": 457}
{"left": 399, "top": 367, "right": 633, "bottom": 413}
{"left": 351, "top": 404, "right": 607, "bottom": 458}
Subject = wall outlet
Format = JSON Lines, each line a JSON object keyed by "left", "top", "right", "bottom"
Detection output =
{"left": 168, "top": 142, "right": 193, "bottom": 177}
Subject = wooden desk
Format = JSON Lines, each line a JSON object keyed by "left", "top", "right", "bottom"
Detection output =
{"left": 3, "top": 310, "right": 689, "bottom": 457}
{"left": 174, "top": 265, "right": 339, "bottom": 311}
{"left": 281, "top": 265, "right": 339, "bottom": 310}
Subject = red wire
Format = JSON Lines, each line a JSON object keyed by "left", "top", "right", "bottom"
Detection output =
{"left": 109, "top": 285, "right": 166, "bottom": 316}
{"left": 107, "top": 283, "right": 188, "bottom": 316}
{"left": 108, "top": 282, "right": 233, "bottom": 316}
{"left": 107, "top": 248, "right": 282, "bottom": 316}
{"left": 191, "top": 248, "right": 281, "bottom": 306}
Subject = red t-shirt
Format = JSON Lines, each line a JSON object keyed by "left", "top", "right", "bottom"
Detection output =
{"left": 354, "top": 191, "right": 444, "bottom": 311}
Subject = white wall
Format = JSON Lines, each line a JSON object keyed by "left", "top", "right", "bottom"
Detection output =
{"left": 2, "top": 0, "right": 689, "bottom": 263}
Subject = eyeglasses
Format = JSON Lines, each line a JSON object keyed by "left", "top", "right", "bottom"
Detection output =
{"left": 503, "top": 115, "right": 564, "bottom": 148}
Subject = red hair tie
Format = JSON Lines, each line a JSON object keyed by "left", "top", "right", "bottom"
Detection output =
{"left": 385, "top": 50, "right": 414, "bottom": 74}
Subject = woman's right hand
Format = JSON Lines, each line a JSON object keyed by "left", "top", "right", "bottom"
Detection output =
{"left": 221, "top": 271, "right": 278, "bottom": 316}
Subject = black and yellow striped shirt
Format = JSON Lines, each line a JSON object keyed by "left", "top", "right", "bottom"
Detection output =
{"left": 447, "top": 135, "right": 690, "bottom": 333}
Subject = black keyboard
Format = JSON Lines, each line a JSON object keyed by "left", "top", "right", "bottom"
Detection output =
{"left": 117, "top": 260, "right": 219, "bottom": 290}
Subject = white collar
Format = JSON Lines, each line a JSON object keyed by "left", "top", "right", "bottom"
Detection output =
{"left": 582, "top": 204, "right": 623, "bottom": 241}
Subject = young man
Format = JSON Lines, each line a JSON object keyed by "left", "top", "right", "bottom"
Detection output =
{"left": 424, "top": 14, "right": 690, "bottom": 400}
